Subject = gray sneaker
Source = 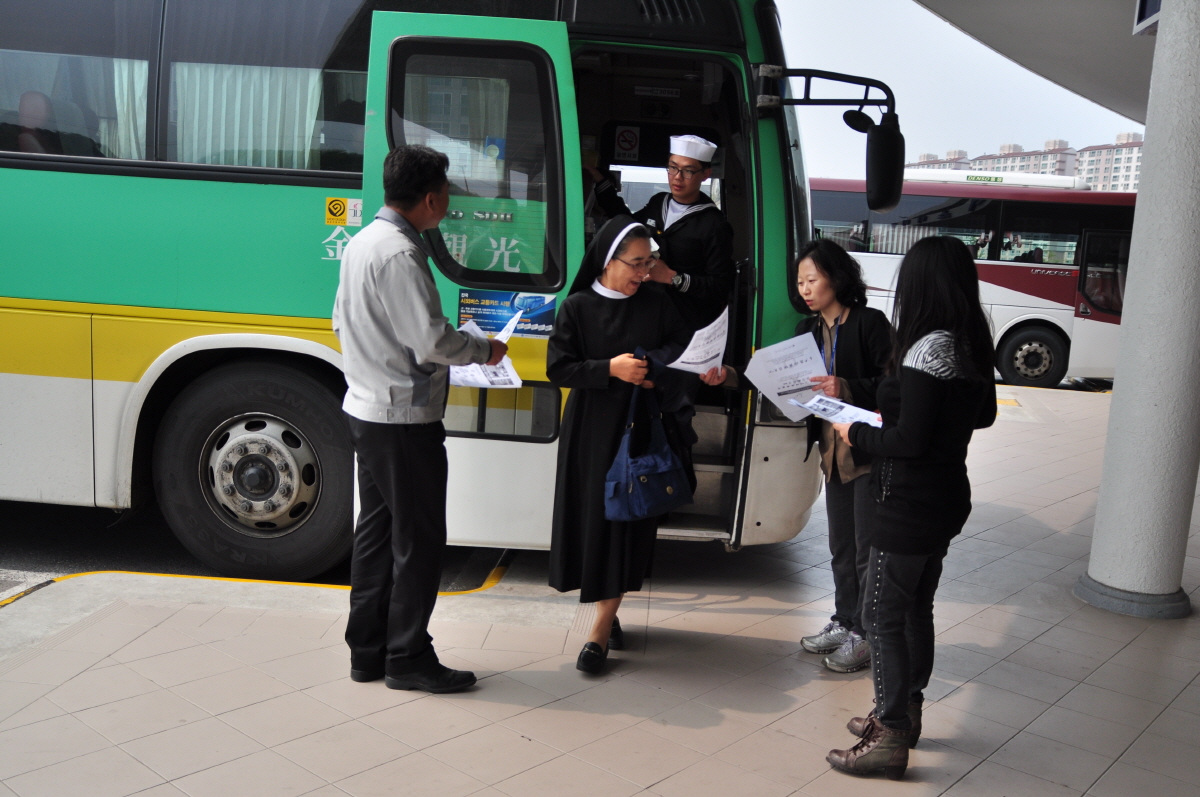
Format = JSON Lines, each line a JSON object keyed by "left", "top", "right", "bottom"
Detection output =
{"left": 801, "top": 621, "right": 850, "bottom": 654}
{"left": 824, "top": 630, "right": 871, "bottom": 673}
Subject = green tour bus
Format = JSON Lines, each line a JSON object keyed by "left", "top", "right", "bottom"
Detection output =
{"left": 0, "top": 0, "right": 904, "bottom": 579}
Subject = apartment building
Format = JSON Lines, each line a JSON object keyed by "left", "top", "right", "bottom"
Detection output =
{"left": 907, "top": 150, "right": 972, "bottom": 170}
{"left": 970, "top": 140, "right": 1077, "bottom": 176}
{"left": 1075, "top": 132, "right": 1143, "bottom": 192}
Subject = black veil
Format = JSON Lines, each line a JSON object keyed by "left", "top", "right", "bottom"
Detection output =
{"left": 567, "top": 215, "right": 648, "bottom": 295}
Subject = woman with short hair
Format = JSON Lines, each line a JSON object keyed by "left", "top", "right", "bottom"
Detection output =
{"left": 794, "top": 239, "right": 893, "bottom": 674}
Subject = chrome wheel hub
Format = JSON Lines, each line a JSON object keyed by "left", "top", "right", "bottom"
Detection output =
{"left": 1013, "top": 341, "right": 1052, "bottom": 379}
{"left": 202, "top": 414, "right": 320, "bottom": 537}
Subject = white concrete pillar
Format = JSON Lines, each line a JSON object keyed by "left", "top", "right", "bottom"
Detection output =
{"left": 1076, "top": 0, "right": 1199, "bottom": 619}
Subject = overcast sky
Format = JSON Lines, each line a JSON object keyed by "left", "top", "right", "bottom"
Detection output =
{"left": 777, "top": 1, "right": 1145, "bottom": 179}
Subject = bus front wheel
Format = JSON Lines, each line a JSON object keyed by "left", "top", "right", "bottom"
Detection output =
{"left": 153, "top": 361, "right": 353, "bottom": 580}
{"left": 997, "top": 327, "right": 1069, "bottom": 388}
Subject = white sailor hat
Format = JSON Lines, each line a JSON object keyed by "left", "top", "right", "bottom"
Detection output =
{"left": 669, "top": 135, "right": 717, "bottom": 163}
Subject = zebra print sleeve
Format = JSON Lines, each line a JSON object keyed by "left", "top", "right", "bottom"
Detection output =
{"left": 902, "top": 331, "right": 965, "bottom": 380}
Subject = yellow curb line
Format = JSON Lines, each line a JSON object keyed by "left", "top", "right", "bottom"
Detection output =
{"left": 0, "top": 565, "right": 509, "bottom": 608}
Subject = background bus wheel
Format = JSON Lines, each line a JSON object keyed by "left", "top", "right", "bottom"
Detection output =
{"left": 998, "top": 327, "right": 1069, "bottom": 388}
{"left": 153, "top": 362, "right": 352, "bottom": 580}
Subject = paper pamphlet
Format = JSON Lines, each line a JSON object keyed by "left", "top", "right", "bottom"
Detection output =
{"left": 789, "top": 394, "right": 883, "bottom": 427}
{"left": 668, "top": 306, "right": 728, "bottom": 375}
{"left": 494, "top": 308, "right": 522, "bottom": 344}
{"left": 449, "top": 314, "right": 523, "bottom": 389}
{"left": 742, "top": 332, "right": 827, "bottom": 421}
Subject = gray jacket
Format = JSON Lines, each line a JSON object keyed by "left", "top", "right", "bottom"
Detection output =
{"left": 332, "top": 207, "right": 490, "bottom": 424}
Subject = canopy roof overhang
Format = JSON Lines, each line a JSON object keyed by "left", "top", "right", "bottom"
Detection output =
{"left": 913, "top": 0, "right": 1155, "bottom": 123}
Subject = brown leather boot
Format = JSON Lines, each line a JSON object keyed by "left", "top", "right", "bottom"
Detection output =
{"left": 847, "top": 702, "right": 922, "bottom": 747}
{"left": 827, "top": 717, "right": 909, "bottom": 780}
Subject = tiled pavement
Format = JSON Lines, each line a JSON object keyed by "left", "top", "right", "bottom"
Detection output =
{"left": 2, "top": 386, "right": 1200, "bottom": 796}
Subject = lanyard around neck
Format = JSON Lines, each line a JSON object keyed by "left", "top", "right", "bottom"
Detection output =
{"left": 817, "top": 311, "right": 843, "bottom": 376}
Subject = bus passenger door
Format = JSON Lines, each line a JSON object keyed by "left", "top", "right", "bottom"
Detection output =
{"left": 1069, "top": 230, "right": 1129, "bottom": 379}
{"left": 363, "top": 12, "right": 581, "bottom": 549}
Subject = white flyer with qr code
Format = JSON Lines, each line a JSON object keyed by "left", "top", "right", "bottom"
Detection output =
{"left": 449, "top": 312, "right": 523, "bottom": 389}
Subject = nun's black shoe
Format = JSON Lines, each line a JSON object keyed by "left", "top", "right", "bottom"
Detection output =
{"left": 576, "top": 642, "right": 608, "bottom": 674}
{"left": 609, "top": 617, "right": 625, "bottom": 651}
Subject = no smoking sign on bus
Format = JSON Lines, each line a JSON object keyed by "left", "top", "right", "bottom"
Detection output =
{"left": 613, "top": 125, "right": 640, "bottom": 161}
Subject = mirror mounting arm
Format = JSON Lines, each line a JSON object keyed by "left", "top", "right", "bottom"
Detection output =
{"left": 753, "top": 65, "right": 905, "bottom": 212}
{"left": 753, "top": 65, "right": 896, "bottom": 116}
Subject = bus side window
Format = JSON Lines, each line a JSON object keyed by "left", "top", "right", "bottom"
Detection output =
{"left": 162, "top": 0, "right": 383, "bottom": 172}
{"left": 444, "top": 384, "right": 560, "bottom": 441}
{"left": 0, "top": 0, "right": 158, "bottom": 160}
{"left": 811, "top": 190, "right": 869, "bottom": 252}
{"left": 1080, "top": 232, "right": 1130, "bottom": 314}
{"left": 388, "top": 41, "right": 563, "bottom": 291}
{"left": 868, "top": 194, "right": 996, "bottom": 260}
{"left": 997, "top": 201, "right": 1082, "bottom": 266}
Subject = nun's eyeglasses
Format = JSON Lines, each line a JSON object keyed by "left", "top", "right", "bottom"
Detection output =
{"left": 666, "top": 165, "right": 704, "bottom": 178}
{"left": 613, "top": 257, "right": 654, "bottom": 272}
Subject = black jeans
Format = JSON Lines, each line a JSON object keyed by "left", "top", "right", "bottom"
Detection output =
{"left": 861, "top": 545, "right": 946, "bottom": 730}
{"left": 825, "top": 470, "right": 873, "bottom": 634}
{"left": 344, "top": 417, "right": 448, "bottom": 676}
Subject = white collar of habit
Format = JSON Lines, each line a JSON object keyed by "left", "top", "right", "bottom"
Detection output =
{"left": 591, "top": 278, "right": 631, "bottom": 299}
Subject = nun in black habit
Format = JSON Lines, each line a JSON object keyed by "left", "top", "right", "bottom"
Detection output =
{"left": 546, "top": 216, "right": 694, "bottom": 674}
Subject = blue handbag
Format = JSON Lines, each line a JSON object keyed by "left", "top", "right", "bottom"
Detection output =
{"left": 604, "top": 366, "right": 694, "bottom": 522}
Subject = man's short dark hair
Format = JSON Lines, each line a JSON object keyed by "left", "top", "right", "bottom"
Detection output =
{"left": 383, "top": 145, "right": 450, "bottom": 209}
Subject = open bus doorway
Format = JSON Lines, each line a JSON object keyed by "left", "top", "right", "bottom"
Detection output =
{"left": 573, "top": 46, "right": 757, "bottom": 546}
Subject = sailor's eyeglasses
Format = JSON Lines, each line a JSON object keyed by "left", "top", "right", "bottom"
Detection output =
{"left": 665, "top": 165, "right": 705, "bottom": 178}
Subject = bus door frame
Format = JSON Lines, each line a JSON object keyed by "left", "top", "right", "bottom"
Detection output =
{"left": 567, "top": 40, "right": 766, "bottom": 547}
{"left": 362, "top": 11, "right": 582, "bottom": 550}
{"left": 1069, "top": 228, "right": 1129, "bottom": 378}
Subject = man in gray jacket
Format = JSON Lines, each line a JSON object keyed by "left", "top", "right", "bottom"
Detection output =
{"left": 333, "top": 145, "right": 505, "bottom": 693}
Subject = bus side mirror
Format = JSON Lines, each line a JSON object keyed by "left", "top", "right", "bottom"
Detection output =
{"left": 866, "top": 114, "right": 904, "bottom": 213}
{"left": 854, "top": 111, "right": 904, "bottom": 213}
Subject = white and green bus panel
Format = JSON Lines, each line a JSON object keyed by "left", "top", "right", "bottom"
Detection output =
{"left": 0, "top": 0, "right": 825, "bottom": 580}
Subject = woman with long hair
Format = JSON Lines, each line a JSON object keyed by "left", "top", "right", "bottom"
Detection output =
{"left": 546, "top": 216, "right": 694, "bottom": 674}
{"left": 791, "top": 239, "right": 892, "bottom": 674}
{"left": 825, "top": 236, "right": 997, "bottom": 780}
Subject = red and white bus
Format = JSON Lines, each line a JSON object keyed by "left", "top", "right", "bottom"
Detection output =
{"left": 810, "top": 172, "right": 1135, "bottom": 387}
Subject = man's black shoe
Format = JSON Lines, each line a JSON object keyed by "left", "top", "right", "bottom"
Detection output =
{"left": 385, "top": 664, "right": 477, "bottom": 693}
{"left": 350, "top": 668, "right": 384, "bottom": 683}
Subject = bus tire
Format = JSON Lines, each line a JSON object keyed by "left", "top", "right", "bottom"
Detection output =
{"left": 153, "top": 361, "right": 353, "bottom": 580}
{"left": 997, "top": 326, "right": 1069, "bottom": 388}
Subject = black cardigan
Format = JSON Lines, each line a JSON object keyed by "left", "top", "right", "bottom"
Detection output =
{"left": 795, "top": 304, "right": 892, "bottom": 465}
{"left": 848, "top": 333, "right": 998, "bottom": 555}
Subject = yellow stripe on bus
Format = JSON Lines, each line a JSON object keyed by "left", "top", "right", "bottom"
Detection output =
{"left": 0, "top": 296, "right": 552, "bottom": 384}
{"left": 92, "top": 315, "right": 341, "bottom": 382}
{"left": 1, "top": 295, "right": 334, "bottom": 330}
{"left": 0, "top": 308, "right": 91, "bottom": 380}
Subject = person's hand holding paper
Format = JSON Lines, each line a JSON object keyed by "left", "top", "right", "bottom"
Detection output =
{"left": 450, "top": 311, "right": 523, "bottom": 389}
{"left": 667, "top": 307, "right": 728, "bottom": 375}
{"left": 742, "top": 331, "right": 827, "bottom": 421}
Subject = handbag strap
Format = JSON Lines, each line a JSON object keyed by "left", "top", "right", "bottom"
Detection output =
{"left": 624, "top": 347, "right": 662, "bottom": 428}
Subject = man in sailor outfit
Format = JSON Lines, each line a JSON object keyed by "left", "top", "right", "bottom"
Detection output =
{"left": 586, "top": 134, "right": 735, "bottom": 332}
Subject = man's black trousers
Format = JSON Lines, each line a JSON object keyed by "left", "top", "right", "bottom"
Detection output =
{"left": 344, "top": 416, "right": 447, "bottom": 676}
